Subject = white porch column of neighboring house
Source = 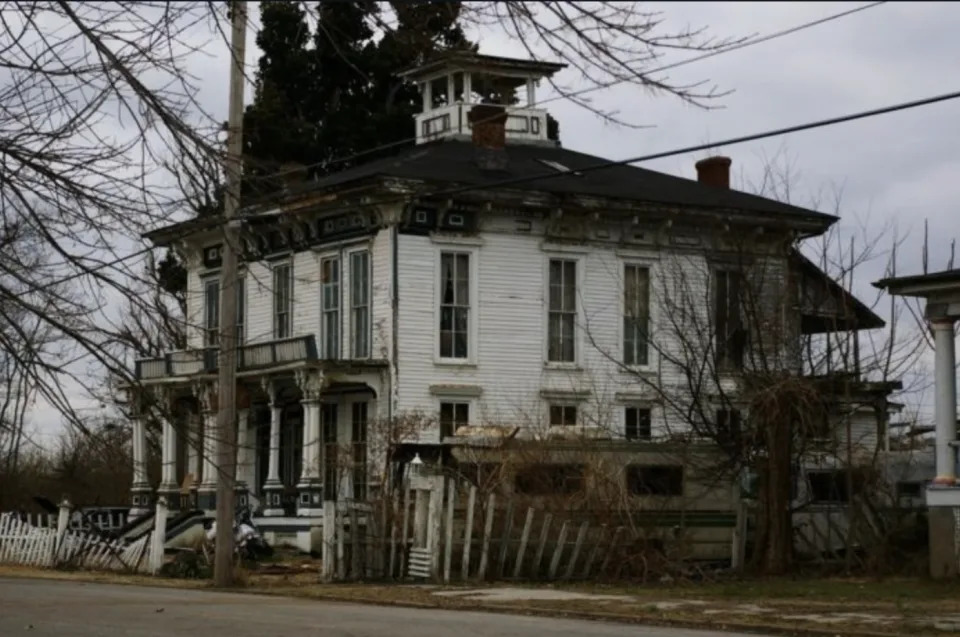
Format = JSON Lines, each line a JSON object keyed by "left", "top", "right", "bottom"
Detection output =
{"left": 296, "top": 370, "right": 324, "bottom": 515}
{"left": 129, "top": 409, "right": 151, "bottom": 517}
{"left": 261, "top": 378, "right": 285, "bottom": 516}
{"left": 196, "top": 382, "right": 219, "bottom": 511}
{"left": 932, "top": 319, "right": 958, "bottom": 484}
{"left": 185, "top": 411, "right": 202, "bottom": 509}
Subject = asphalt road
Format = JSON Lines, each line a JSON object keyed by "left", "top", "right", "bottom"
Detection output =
{"left": 0, "top": 577, "right": 765, "bottom": 637}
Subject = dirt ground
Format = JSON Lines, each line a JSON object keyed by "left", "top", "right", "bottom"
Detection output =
{"left": 1, "top": 564, "right": 959, "bottom": 636}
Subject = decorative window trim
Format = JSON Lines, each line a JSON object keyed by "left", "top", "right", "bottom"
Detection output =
{"left": 539, "top": 389, "right": 590, "bottom": 402}
{"left": 429, "top": 232, "right": 484, "bottom": 247}
{"left": 430, "top": 384, "right": 483, "bottom": 397}
{"left": 540, "top": 241, "right": 591, "bottom": 255}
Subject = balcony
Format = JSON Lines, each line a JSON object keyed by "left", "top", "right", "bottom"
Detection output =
{"left": 134, "top": 335, "right": 318, "bottom": 381}
{"left": 416, "top": 102, "right": 550, "bottom": 144}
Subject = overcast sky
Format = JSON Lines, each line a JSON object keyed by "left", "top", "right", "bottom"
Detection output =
{"left": 26, "top": 1, "right": 960, "bottom": 441}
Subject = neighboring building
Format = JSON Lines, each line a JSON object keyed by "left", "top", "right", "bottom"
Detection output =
{"left": 131, "top": 53, "right": 893, "bottom": 553}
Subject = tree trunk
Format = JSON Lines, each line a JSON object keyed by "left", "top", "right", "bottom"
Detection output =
{"left": 751, "top": 418, "right": 793, "bottom": 574}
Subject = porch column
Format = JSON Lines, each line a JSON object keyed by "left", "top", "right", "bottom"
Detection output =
{"left": 185, "top": 412, "right": 201, "bottom": 509}
{"left": 196, "top": 383, "right": 218, "bottom": 511}
{"left": 157, "top": 414, "right": 180, "bottom": 511}
{"left": 129, "top": 412, "right": 151, "bottom": 517}
{"left": 262, "top": 378, "right": 284, "bottom": 516}
{"left": 296, "top": 370, "right": 324, "bottom": 515}
{"left": 932, "top": 319, "right": 958, "bottom": 484}
{"left": 235, "top": 407, "right": 251, "bottom": 508}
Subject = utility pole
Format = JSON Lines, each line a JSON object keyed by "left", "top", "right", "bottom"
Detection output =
{"left": 214, "top": 0, "right": 247, "bottom": 588}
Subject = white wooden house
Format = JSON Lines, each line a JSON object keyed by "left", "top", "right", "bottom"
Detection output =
{"left": 132, "top": 53, "right": 892, "bottom": 552}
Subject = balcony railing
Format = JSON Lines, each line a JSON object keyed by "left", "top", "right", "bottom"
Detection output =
{"left": 416, "top": 102, "right": 549, "bottom": 144}
{"left": 134, "top": 335, "right": 318, "bottom": 380}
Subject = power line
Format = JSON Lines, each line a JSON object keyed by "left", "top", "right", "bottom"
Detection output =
{"left": 251, "top": 1, "right": 888, "bottom": 183}
{"left": 43, "top": 85, "right": 960, "bottom": 294}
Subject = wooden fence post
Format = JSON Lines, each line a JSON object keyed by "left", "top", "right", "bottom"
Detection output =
{"left": 322, "top": 501, "right": 336, "bottom": 581}
{"left": 477, "top": 492, "right": 496, "bottom": 580}
{"left": 548, "top": 521, "right": 570, "bottom": 579}
{"left": 427, "top": 481, "right": 443, "bottom": 580}
{"left": 532, "top": 512, "right": 552, "bottom": 579}
{"left": 399, "top": 488, "right": 411, "bottom": 579}
{"left": 461, "top": 486, "right": 476, "bottom": 581}
{"left": 496, "top": 499, "right": 515, "bottom": 578}
{"left": 388, "top": 491, "right": 400, "bottom": 579}
{"left": 599, "top": 526, "right": 625, "bottom": 577}
{"left": 149, "top": 497, "right": 168, "bottom": 575}
{"left": 513, "top": 508, "right": 535, "bottom": 578}
{"left": 336, "top": 505, "right": 346, "bottom": 581}
{"left": 350, "top": 504, "right": 361, "bottom": 579}
{"left": 54, "top": 498, "right": 71, "bottom": 564}
{"left": 731, "top": 500, "right": 748, "bottom": 572}
{"left": 443, "top": 479, "right": 456, "bottom": 584}
{"left": 582, "top": 524, "right": 607, "bottom": 578}
{"left": 564, "top": 521, "right": 589, "bottom": 580}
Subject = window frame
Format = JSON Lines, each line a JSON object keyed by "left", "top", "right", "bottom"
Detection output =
{"left": 272, "top": 261, "right": 294, "bottom": 340}
{"left": 548, "top": 403, "right": 579, "bottom": 427}
{"left": 320, "top": 254, "right": 341, "bottom": 359}
{"left": 434, "top": 244, "right": 479, "bottom": 365}
{"left": 713, "top": 267, "right": 746, "bottom": 371}
{"left": 544, "top": 254, "right": 582, "bottom": 366}
{"left": 624, "top": 405, "right": 652, "bottom": 441}
{"left": 349, "top": 249, "right": 371, "bottom": 359}
{"left": 203, "top": 276, "right": 220, "bottom": 347}
{"left": 438, "top": 400, "right": 470, "bottom": 439}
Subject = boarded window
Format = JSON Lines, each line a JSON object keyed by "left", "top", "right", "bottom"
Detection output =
{"left": 627, "top": 465, "right": 683, "bottom": 496}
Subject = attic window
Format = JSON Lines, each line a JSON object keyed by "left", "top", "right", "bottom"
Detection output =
{"left": 538, "top": 159, "right": 582, "bottom": 176}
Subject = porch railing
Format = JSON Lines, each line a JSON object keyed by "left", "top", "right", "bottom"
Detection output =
{"left": 134, "top": 335, "right": 317, "bottom": 380}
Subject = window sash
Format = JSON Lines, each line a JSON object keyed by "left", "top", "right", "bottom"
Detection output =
{"left": 351, "top": 251, "right": 370, "bottom": 359}
{"left": 321, "top": 257, "right": 340, "bottom": 358}
{"left": 273, "top": 264, "right": 293, "bottom": 339}
{"left": 439, "top": 252, "right": 470, "bottom": 359}
{"left": 549, "top": 404, "right": 577, "bottom": 426}
{"left": 625, "top": 407, "right": 651, "bottom": 440}
{"left": 623, "top": 265, "right": 649, "bottom": 366}
{"left": 714, "top": 270, "right": 744, "bottom": 369}
{"left": 204, "top": 278, "right": 219, "bottom": 347}
{"left": 547, "top": 259, "right": 576, "bottom": 362}
{"left": 439, "top": 402, "right": 469, "bottom": 438}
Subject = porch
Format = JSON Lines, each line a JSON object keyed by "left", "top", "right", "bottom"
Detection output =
{"left": 130, "top": 335, "right": 388, "bottom": 551}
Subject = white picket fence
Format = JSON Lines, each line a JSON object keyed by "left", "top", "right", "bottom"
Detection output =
{"left": 17, "top": 510, "right": 128, "bottom": 532}
{"left": 0, "top": 512, "right": 153, "bottom": 573}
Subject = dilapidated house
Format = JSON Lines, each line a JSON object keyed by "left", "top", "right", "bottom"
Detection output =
{"left": 132, "top": 53, "right": 895, "bottom": 554}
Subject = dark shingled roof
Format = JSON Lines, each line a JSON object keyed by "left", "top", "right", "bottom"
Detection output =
{"left": 287, "top": 139, "right": 837, "bottom": 224}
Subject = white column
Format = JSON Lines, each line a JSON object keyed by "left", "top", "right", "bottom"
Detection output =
{"left": 200, "top": 409, "right": 218, "bottom": 490}
{"left": 526, "top": 76, "right": 535, "bottom": 106}
{"left": 132, "top": 416, "right": 147, "bottom": 488}
{"left": 299, "top": 399, "right": 321, "bottom": 482}
{"left": 932, "top": 319, "right": 958, "bottom": 484}
{"left": 447, "top": 73, "right": 455, "bottom": 105}
{"left": 267, "top": 400, "right": 282, "bottom": 486}
{"left": 186, "top": 415, "right": 201, "bottom": 489}
{"left": 463, "top": 72, "right": 472, "bottom": 104}
{"left": 159, "top": 417, "right": 178, "bottom": 491}
{"left": 422, "top": 80, "right": 432, "bottom": 112}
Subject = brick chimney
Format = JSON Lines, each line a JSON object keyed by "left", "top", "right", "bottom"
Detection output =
{"left": 695, "top": 156, "right": 732, "bottom": 189}
{"left": 469, "top": 104, "right": 508, "bottom": 171}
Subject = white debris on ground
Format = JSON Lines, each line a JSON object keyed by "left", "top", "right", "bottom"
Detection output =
{"left": 428, "top": 587, "right": 960, "bottom": 630}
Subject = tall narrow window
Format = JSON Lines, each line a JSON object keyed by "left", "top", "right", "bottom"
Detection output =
{"left": 352, "top": 402, "right": 368, "bottom": 501}
{"left": 548, "top": 259, "right": 576, "bottom": 362}
{"left": 204, "top": 278, "right": 219, "bottom": 347}
{"left": 351, "top": 251, "right": 370, "bottom": 358}
{"left": 439, "top": 252, "right": 469, "bottom": 359}
{"left": 273, "top": 263, "right": 293, "bottom": 339}
{"left": 625, "top": 407, "right": 652, "bottom": 440}
{"left": 439, "top": 402, "right": 469, "bottom": 439}
{"left": 623, "top": 265, "right": 650, "bottom": 366}
{"left": 321, "top": 257, "right": 340, "bottom": 358}
{"left": 235, "top": 275, "right": 246, "bottom": 345}
{"left": 322, "top": 403, "right": 338, "bottom": 501}
{"left": 714, "top": 269, "right": 744, "bottom": 369}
